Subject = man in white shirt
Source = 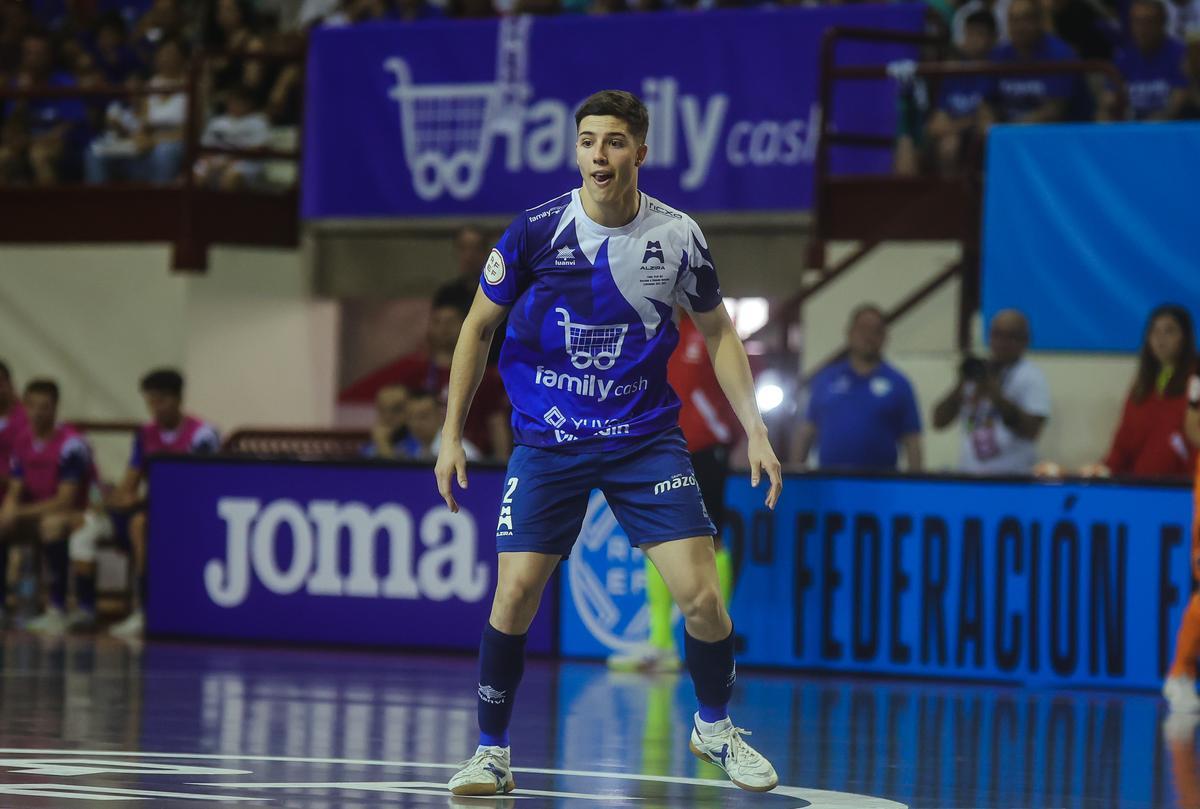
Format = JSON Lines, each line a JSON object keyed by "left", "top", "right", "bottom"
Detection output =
{"left": 932, "top": 309, "right": 1052, "bottom": 474}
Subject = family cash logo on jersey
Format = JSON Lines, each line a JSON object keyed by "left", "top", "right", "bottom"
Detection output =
{"left": 382, "top": 17, "right": 821, "bottom": 201}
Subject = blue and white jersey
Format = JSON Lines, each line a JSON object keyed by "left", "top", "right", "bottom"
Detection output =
{"left": 481, "top": 188, "right": 722, "bottom": 451}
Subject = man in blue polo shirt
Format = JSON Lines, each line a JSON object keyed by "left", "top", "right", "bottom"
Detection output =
{"left": 983, "top": 0, "right": 1077, "bottom": 124}
{"left": 794, "top": 305, "right": 923, "bottom": 471}
{"left": 1101, "top": 0, "right": 1188, "bottom": 120}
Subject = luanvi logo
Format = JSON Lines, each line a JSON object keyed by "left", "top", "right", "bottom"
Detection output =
{"left": 0, "top": 749, "right": 910, "bottom": 807}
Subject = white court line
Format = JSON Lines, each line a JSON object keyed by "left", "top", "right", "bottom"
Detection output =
{"left": 0, "top": 748, "right": 909, "bottom": 809}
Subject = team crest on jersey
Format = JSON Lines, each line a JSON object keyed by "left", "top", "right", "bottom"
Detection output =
{"left": 483, "top": 249, "right": 505, "bottom": 285}
{"left": 555, "top": 246, "right": 577, "bottom": 266}
{"left": 641, "top": 240, "right": 665, "bottom": 265}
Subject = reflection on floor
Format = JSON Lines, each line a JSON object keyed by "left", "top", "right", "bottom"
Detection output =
{"left": 0, "top": 632, "right": 1191, "bottom": 808}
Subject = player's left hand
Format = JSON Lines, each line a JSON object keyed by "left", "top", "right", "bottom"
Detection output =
{"left": 434, "top": 436, "right": 469, "bottom": 513}
{"left": 748, "top": 429, "right": 783, "bottom": 510}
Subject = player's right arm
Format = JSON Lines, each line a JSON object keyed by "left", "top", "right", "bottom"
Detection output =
{"left": 436, "top": 289, "right": 510, "bottom": 513}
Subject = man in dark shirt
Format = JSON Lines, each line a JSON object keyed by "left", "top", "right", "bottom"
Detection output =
{"left": 1102, "top": 0, "right": 1189, "bottom": 119}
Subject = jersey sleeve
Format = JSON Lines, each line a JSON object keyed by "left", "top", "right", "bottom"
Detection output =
{"left": 674, "top": 218, "right": 723, "bottom": 313}
{"left": 59, "top": 437, "right": 91, "bottom": 484}
{"left": 480, "top": 215, "right": 531, "bottom": 308}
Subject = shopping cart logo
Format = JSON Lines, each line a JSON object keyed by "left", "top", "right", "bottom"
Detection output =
{"left": 383, "top": 17, "right": 532, "bottom": 201}
{"left": 555, "top": 307, "right": 628, "bottom": 371}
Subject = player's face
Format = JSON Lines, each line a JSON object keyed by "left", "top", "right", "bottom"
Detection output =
{"left": 375, "top": 386, "right": 409, "bottom": 431}
{"left": 576, "top": 115, "right": 647, "bottom": 207}
{"left": 1148, "top": 314, "right": 1184, "bottom": 366}
{"left": 24, "top": 391, "right": 56, "bottom": 433}
{"left": 143, "top": 391, "right": 182, "bottom": 427}
{"left": 847, "top": 311, "right": 886, "bottom": 362}
{"left": 406, "top": 397, "right": 441, "bottom": 444}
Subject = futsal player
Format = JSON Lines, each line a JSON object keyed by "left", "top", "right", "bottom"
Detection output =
{"left": 1164, "top": 370, "right": 1200, "bottom": 711}
{"left": 435, "top": 90, "right": 783, "bottom": 796}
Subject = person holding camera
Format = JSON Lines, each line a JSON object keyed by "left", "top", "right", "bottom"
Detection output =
{"left": 932, "top": 309, "right": 1051, "bottom": 474}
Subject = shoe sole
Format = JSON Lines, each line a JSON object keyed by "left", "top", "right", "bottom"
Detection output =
{"left": 449, "top": 777, "right": 516, "bottom": 796}
{"left": 689, "top": 740, "right": 778, "bottom": 793}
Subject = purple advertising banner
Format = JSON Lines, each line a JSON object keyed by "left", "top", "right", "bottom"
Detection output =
{"left": 146, "top": 457, "right": 555, "bottom": 654}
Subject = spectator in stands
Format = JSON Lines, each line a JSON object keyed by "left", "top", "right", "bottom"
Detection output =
{"left": 239, "top": 35, "right": 303, "bottom": 126}
{"left": 435, "top": 225, "right": 508, "bottom": 363}
{"left": 85, "top": 36, "right": 187, "bottom": 184}
{"left": 339, "top": 285, "right": 512, "bottom": 459}
{"left": 1079, "top": 304, "right": 1197, "bottom": 477}
{"left": 206, "top": 0, "right": 255, "bottom": 54}
{"left": 101, "top": 369, "right": 220, "bottom": 639}
{"left": 1100, "top": 0, "right": 1189, "bottom": 120}
{"left": 1186, "top": 39, "right": 1200, "bottom": 116}
{"left": 400, "top": 388, "right": 481, "bottom": 460}
{"left": 933, "top": 309, "right": 1052, "bottom": 474}
{"left": 0, "top": 111, "right": 32, "bottom": 184}
{"left": 194, "top": 83, "right": 271, "bottom": 189}
{"left": 0, "top": 3, "right": 33, "bottom": 80}
{"left": 131, "top": 0, "right": 186, "bottom": 62}
{"left": 923, "top": 10, "right": 998, "bottom": 175}
{"left": 792, "top": 305, "right": 924, "bottom": 471}
{"left": 981, "top": 0, "right": 1077, "bottom": 124}
{"left": 362, "top": 383, "right": 410, "bottom": 459}
{"left": 953, "top": 0, "right": 1010, "bottom": 49}
{"left": 0, "top": 360, "right": 28, "bottom": 502}
{"left": 90, "top": 12, "right": 144, "bottom": 86}
{"left": 6, "top": 30, "right": 87, "bottom": 185}
{"left": 0, "top": 379, "right": 93, "bottom": 632}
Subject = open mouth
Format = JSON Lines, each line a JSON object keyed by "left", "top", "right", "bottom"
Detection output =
{"left": 591, "top": 171, "right": 613, "bottom": 188}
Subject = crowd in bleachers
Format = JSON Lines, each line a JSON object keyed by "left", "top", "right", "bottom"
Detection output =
{"left": 2, "top": 0, "right": 1197, "bottom": 185}
{"left": 0, "top": 0, "right": 302, "bottom": 186}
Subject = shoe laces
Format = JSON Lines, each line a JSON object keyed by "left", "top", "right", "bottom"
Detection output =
{"left": 456, "top": 748, "right": 506, "bottom": 770}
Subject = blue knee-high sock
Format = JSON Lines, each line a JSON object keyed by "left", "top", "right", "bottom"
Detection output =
{"left": 477, "top": 622, "right": 527, "bottom": 748}
{"left": 685, "top": 627, "right": 735, "bottom": 724}
{"left": 45, "top": 541, "right": 69, "bottom": 610}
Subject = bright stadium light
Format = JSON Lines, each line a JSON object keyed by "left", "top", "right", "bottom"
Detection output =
{"left": 756, "top": 383, "right": 784, "bottom": 413}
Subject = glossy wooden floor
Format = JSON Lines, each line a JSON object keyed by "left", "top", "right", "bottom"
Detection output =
{"left": 0, "top": 632, "right": 1190, "bottom": 808}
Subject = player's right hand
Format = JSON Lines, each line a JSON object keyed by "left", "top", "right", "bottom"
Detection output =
{"left": 435, "top": 436, "right": 469, "bottom": 513}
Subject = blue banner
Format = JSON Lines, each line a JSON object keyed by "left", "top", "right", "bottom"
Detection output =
{"left": 559, "top": 473, "right": 1194, "bottom": 689}
{"left": 301, "top": 7, "right": 922, "bottom": 218}
{"left": 146, "top": 458, "right": 555, "bottom": 654}
{"left": 982, "top": 124, "right": 1200, "bottom": 352}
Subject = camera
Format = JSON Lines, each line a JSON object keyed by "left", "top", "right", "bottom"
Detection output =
{"left": 960, "top": 355, "right": 987, "bottom": 383}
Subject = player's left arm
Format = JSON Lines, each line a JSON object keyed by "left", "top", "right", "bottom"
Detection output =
{"left": 688, "top": 305, "right": 782, "bottom": 509}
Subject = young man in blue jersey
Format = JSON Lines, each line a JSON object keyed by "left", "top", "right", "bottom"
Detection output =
{"left": 435, "top": 89, "right": 783, "bottom": 797}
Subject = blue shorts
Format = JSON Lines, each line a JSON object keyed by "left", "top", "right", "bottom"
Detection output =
{"left": 495, "top": 428, "right": 717, "bottom": 556}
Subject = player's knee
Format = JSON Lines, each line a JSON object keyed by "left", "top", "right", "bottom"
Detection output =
{"left": 492, "top": 577, "right": 544, "bottom": 623}
{"left": 679, "top": 585, "right": 724, "bottom": 626}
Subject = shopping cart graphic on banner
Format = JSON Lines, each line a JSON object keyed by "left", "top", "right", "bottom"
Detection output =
{"left": 383, "top": 17, "right": 532, "bottom": 201}
{"left": 556, "top": 307, "right": 628, "bottom": 371}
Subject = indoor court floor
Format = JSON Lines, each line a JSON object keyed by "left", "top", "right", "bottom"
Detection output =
{"left": 0, "top": 633, "right": 1191, "bottom": 808}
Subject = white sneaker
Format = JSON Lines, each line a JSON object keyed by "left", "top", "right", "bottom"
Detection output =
{"left": 689, "top": 713, "right": 778, "bottom": 793}
{"left": 25, "top": 607, "right": 67, "bottom": 635}
{"left": 447, "top": 745, "right": 515, "bottom": 796}
{"left": 1164, "top": 676, "right": 1200, "bottom": 713}
{"left": 607, "top": 643, "right": 682, "bottom": 674}
{"left": 65, "top": 609, "right": 96, "bottom": 632}
{"left": 110, "top": 610, "right": 144, "bottom": 638}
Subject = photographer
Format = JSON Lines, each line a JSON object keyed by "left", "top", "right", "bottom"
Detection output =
{"left": 932, "top": 309, "right": 1051, "bottom": 474}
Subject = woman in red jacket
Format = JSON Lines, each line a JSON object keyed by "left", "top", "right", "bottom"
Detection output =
{"left": 1082, "top": 304, "right": 1197, "bottom": 479}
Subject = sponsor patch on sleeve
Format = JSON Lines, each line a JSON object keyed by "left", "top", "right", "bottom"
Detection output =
{"left": 483, "top": 249, "right": 506, "bottom": 286}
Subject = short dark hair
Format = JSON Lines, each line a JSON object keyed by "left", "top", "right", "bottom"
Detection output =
{"left": 848, "top": 303, "right": 887, "bottom": 327}
{"left": 432, "top": 283, "right": 473, "bottom": 317}
{"left": 964, "top": 9, "right": 998, "bottom": 34}
{"left": 25, "top": 378, "right": 59, "bottom": 403}
{"left": 141, "top": 369, "right": 184, "bottom": 397}
{"left": 575, "top": 90, "right": 650, "bottom": 143}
